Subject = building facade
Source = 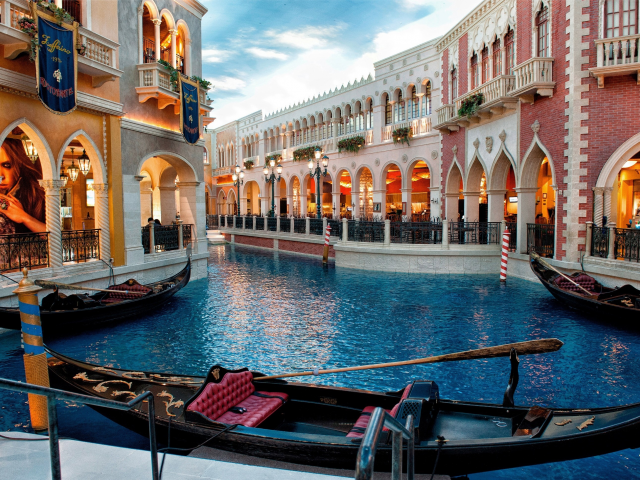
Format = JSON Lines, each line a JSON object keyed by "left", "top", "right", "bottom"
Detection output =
{"left": 0, "top": 0, "right": 213, "bottom": 308}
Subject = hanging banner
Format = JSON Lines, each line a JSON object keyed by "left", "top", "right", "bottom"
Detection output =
{"left": 179, "top": 77, "right": 200, "bottom": 145}
{"left": 31, "top": 3, "right": 78, "bottom": 115}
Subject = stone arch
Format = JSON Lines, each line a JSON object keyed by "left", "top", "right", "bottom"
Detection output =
{"left": 176, "top": 19, "right": 191, "bottom": 75}
{"left": 487, "top": 143, "right": 517, "bottom": 190}
{"left": 159, "top": 8, "right": 175, "bottom": 30}
{"left": 141, "top": 0, "right": 159, "bottom": 20}
{"left": 136, "top": 151, "right": 199, "bottom": 183}
{"left": 596, "top": 131, "right": 640, "bottom": 188}
{"left": 334, "top": 167, "right": 354, "bottom": 194}
{"left": 519, "top": 136, "right": 555, "bottom": 189}
{"left": 406, "top": 157, "right": 437, "bottom": 190}
{"left": 445, "top": 160, "right": 464, "bottom": 195}
{"left": 380, "top": 160, "right": 403, "bottom": 191}
{"left": 392, "top": 87, "right": 403, "bottom": 103}
{"left": 56, "top": 130, "right": 106, "bottom": 184}
{"left": 465, "top": 151, "right": 489, "bottom": 192}
{"left": 405, "top": 83, "right": 417, "bottom": 98}
{"left": 0, "top": 117, "right": 56, "bottom": 180}
{"left": 288, "top": 174, "right": 302, "bottom": 195}
{"left": 355, "top": 164, "right": 376, "bottom": 192}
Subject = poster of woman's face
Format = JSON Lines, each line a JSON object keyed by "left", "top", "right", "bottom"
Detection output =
{"left": 0, "top": 137, "right": 46, "bottom": 235}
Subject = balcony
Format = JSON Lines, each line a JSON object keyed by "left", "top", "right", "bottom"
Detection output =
{"left": 0, "top": 1, "right": 33, "bottom": 59}
{"left": 590, "top": 34, "right": 640, "bottom": 88}
{"left": 242, "top": 155, "right": 259, "bottom": 169}
{"left": 511, "top": 57, "right": 555, "bottom": 103}
{"left": 382, "top": 117, "right": 432, "bottom": 142}
{"left": 435, "top": 75, "right": 517, "bottom": 133}
{"left": 136, "top": 63, "right": 214, "bottom": 120}
{"left": 212, "top": 165, "right": 235, "bottom": 177}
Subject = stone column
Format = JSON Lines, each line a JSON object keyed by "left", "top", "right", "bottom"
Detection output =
{"left": 169, "top": 29, "right": 177, "bottom": 68}
{"left": 158, "top": 186, "right": 177, "bottom": 225}
{"left": 430, "top": 187, "right": 441, "bottom": 220}
{"left": 463, "top": 192, "right": 480, "bottom": 222}
{"left": 585, "top": 221, "right": 593, "bottom": 256}
{"left": 93, "top": 183, "right": 111, "bottom": 262}
{"left": 305, "top": 217, "right": 310, "bottom": 235}
{"left": 286, "top": 194, "right": 294, "bottom": 217}
{"left": 137, "top": 6, "right": 144, "bottom": 64}
{"left": 608, "top": 222, "right": 617, "bottom": 260}
{"left": 487, "top": 189, "right": 507, "bottom": 223}
{"left": 516, "top": 187, "right": 539, "bottom": 255}
{"left": 603, "top": 187, "right": 613, "bottom": 225}
{"left": 147, "top": 219, "right": 155, "bottom": 253}
{"left": 332, "top": 192, "right": 341, "bottom": 219}
{"left": 593, "top": 187, "right": 604, "bottom": 226}
{"left": 240, "top": 196, "right": 247, "bottom": 215}
{"left": 300, "top": 192, "right": 308, "bottom": 216}
{"left": 401, "top": 188, "right": 412, "bottom": 220}
{"left": 384, "top": 219, "right": 390, "bottom": 245}
{"left": 372, "top": 189, "right": 386, "bottom": 221}
{"left": 351, "top": 188, "right": 360, "bottom": 219}
{"left": 445, "top": 193, "right": 459, "bottom": 222}
{"left": 259, "top": 194, "right": 268, "bottom": 217}
{"left": 152, "top": 19, "right": 161, "bottom": 61}
{"left": 276, "top": 216, "right": 281, "bottom": 232}
{"left": 442, "top": 219, "right": 449, "bottom": 246}
{"left": 38, "top": 180, "right": 64, "bottom": 268}
{"left": 342, "top": 217, "right": 348, "bottom": 242}
{"left": 176, "top": 181, "right": 206, "bottom": 254}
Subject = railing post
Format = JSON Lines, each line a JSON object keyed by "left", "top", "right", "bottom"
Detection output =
{"left": 322, "top": 217, "right": 327, "bottom": 236}
{"left": 242, "top": 216, "right": 246, "bottom": 230}
{"left": 391, "top": 430, "right": 402, "bottom": 480}
{"left": 276, "top": 216, "right": 281, "bottom": 232}
{"left": 290, "top": 217, "right": 295, "bottom": 233}
{"left": 306, "top": 216, "right": 310, "bottom": 236}
{"left": 585, "top": 221, "right": 593, "bottom": 257}
{"left": 384, "top": 219, "right": 390, "bottom": 245}
{"left": 46, "top": 396, "right": 62, "bottom": 480}
{"left": 147, "top": 220, "right": 155, "bottom": 253}
{"left": 406, "top": 415, "right": 415, "bottom": 480}
{"left": 233, "top": 215, "right": 236, "bottom": 229}
{"left": 177, "top": 219, "right": 183, "bottom": 250}
{"left": 608, "top": 222, "right": 616, "bottom": 260}
{"left": 253, "top": 215, "right": 257, "bottom": 231}
{"left": 442, "top": 219, "right": 449, "bottom": 246}
{"left": 342, "top": 218, "right": 348, "bottom": 242}
{"left": 147, "top": 394, "right": 159, "bottom": 480}
{"left": 264, "top": 215, "right": 268, "bottom": 232}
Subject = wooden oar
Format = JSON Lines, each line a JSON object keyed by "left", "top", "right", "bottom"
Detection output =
{"left": 34, "top": 280, "right": 146, "bottom": 295}
{"left": 530, "top": 252, "right": 594, "bottom": 296}
{"left": 254, "top": 338, "right": 564, "bottom": 381}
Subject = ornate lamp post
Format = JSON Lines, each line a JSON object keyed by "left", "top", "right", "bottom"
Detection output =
{"left": 263, "top": 158, "right": 282, "bottom": 217}
{"left": 308, "top": 147, "right": 328, "bottom": 218}
{"left": 231, "top": 164, "right": 244, "bottom": 215}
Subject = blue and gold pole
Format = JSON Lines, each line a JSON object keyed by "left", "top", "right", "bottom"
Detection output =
{"left": 13, "top": 268, "right": 49, "bottom": 432}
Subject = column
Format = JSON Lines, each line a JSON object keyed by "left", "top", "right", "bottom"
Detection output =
{"left": 332, "top": 192, "right": 341, "bottom": 219}
{"left": 516, "top": 187, "right": 539, "bottom": 254}
{"left": 153, "top": 19, "right": 161, "bottom": 61}
{"left": 286, "top": 194, "right": 294, "bottom": 217}
{"left": 585, "top": 221, "right": 593, "bottom": 256}
{"left": 401, "top": 188, "right": 411, "bottom": 220}
{"left": 169, "top": 29, "right": 177, "bottom": 68}
{"left": 463, "top": 192, "right": 480, "bottom": 222}
{"left": 158, "top": 186, "right": 177, "bottom": 225}
{"left": 123, "top": 175, "right": 145, "bottom": 265}
{"left": 38, "top": 180, "right": 64, "bottom": 269}
{"left": 373, "top": 104, "right": 384, "bottom": 144}
{"left": 342, "top": 218, "right": 348, "bottom": 242}
{"left": 372, "top": 189, "right": 386, "bottom": 220}
{"left": 430, "top": 187, "right": 442, "bottom": 219}
{"left": 603, "top": 187, "right": 613, "bottom": 225}
{"left": 137, "top": 6, "right": 144, "bottom": 64}
{"left": 240, "top": 196, "right": 247, "bottom": 215}
{"left": 176, "top": 181, "right": 206, "bottom": 254}
{"left": 445, "top": 193, "right": 459, "bottom": 221}
{"left": 593, "top": 186, "right": 604, "bottom": 226}
{"left": 185, "top": 38, "right": 192, "bottom": 75}
{"left": 608, "top": 222, "right": 616, "bottom": 260}
{"left": 301, "top": 191, "right": 308, "bottom": 216}
{"left": 351, "top": 188, "right": 360, "bottom": 219}
{"left": 260, "top": 194, "right": 268, "bottom": 217}
{"left": 487, "top": 190, "right": 507, "bottom": 223}
{"left": 93, "top": 183, "right": 111, "bottom": 263}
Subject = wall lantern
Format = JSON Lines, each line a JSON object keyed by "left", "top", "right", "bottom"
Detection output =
{"left": 21, "top": 135, "right": 38, "bottom": 164}
{"left": 78, "top": 149, "right": 91, "bottom": 176}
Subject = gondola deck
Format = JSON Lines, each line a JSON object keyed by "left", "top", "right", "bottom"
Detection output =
{"left": 46, "top": 348, "right": 640, "bottom": 476}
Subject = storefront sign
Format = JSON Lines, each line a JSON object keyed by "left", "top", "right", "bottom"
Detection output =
{"left": 32, "top": 5, "right": 78, "bottom": 115}
{"left": 179, "top": 77, "right": 200, "bottom": 145}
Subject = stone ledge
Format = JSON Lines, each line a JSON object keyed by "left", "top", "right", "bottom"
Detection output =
{"left": 335, "top": 244, "right": 501, "bottom": 256}
{"left": 220, "top": 228, "right": 337, "bottom": 245}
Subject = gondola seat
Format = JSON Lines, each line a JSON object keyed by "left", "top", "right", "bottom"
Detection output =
{"left": 554, "top": 274, "right": 597, "bottom": 293}
{"left": 101, "top": 282, "right": 152, "bottom": 304}
{"left": 185, "top": 370, "right": 288, "bottom": 428}
{"left": 346, "top": 384, "right": 412, "bottom": 438}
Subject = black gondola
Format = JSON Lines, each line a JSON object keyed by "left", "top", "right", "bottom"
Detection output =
{"left": 530, "top": 255, "right": 640, "bottom": 323}
{"left": 46, "top": 348, "right": 640, "bottom": 476}
{"left": 0, "top": 259, "right": 190, "bottom": 333}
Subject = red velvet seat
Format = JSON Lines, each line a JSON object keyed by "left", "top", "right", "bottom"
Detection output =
{"left": 105, "top": 282, "right": 152, "bottom": 300}
{"left": 346, "top": 384, "right": 411, "bottom": 438}
{"left": 186, "top": 371, "right": 288, "bottom": 427}
{"left": 554, "top": 274, "right": 597, "bottom": 293}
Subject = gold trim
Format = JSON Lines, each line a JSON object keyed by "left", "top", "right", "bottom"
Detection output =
{"left": 178, "top": 76, "right": 200, "bottom": 145}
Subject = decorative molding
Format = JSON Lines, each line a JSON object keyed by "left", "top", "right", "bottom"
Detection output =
{"left": 173, "top": 0, "right": 208, "bottom": 19}
{"left": 374, "top": 158, "right": 380, "bottom": 166}
{"left": 531, "top": 120, "right": 540, "bottom": 133}
{"left": 431, "top": 150, "right": 439, "bottom": 160}
{"left": 486, "top": 136, "right": 493, "bottom": 153}
{"left": 121, "top": 118, "right": 205, "bottom": 146}
{"left": 499, "top": 129, "right": 507, "bottom": 143}
{"left": 473, "top": 138, "right": 480, "bottom": 149}
{"left": 452, "top": 145, "right": 458, "bottom": 155}
{"left": 351, "top": 161, "right": 356, "bottom": 169}
{"left": 402, "top": 154, "right": 408, "bottom": 163}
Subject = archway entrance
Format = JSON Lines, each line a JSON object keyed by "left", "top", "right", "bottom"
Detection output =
{"left": 385, "top": 165, "right": 402, "bottom": 220}
{"left": 464, "top": 157, "right": 487, "bottom": 222}
{"left": 358, "top": 168, "right": 373, "bottom": 219}
{"left": 337, "top": 170, "right": 353, "bottom": 219}
{"left": 244, "top": 181, "right": 260, "bottom": 216}
{"left": 410, "top": 161, "right": 431, "bottom": 221}
{"left": 278, "top": 177, "right": 287, "bottom": 216}
{"left": 291, "top": 177, "right": 301, "bottom": 216}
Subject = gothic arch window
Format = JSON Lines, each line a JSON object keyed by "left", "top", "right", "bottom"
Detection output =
{"left": 451, "top": 68, "right": 458, "bottom": 102}
{"left": 536, "top": 4, "right": 550, "bottom": 57}
{"left": 481, "top": 46, "right": 490, "bottom": 83}
{"left": 493, "top": 38, "right": 502, "bottom": 76}
{"left": 470, "top": 53, "right": 479, "bottom": 90}
{"left": 410, "top": 85, "right": 418, "bottom": 119}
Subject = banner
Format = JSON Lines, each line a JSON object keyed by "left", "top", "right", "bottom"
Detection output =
{"left": 179, "top": 77, "right": 200, "bottom": 145}
{"left": 32, "top": 4, "right": 78, "bottom": 115}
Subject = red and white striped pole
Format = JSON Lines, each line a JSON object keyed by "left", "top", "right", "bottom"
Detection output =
{"left": 322, "top": 224, "right": 331, "bottom": 265}
{"left": 500, "top": 226, "right": 510, "bottom": 282}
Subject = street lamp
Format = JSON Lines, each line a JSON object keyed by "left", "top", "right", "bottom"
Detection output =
{"left": 232, "top": 164, "right": 244, "bottom": 215}
{"left": 308, "top": 147, "right": 328, "bottom": 218}
{"left": 264, "top": 161, "right": 282, "bottom": 217}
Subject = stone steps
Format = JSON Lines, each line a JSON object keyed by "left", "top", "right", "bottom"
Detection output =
{"left": 206, "top": 229, "right": 226, "bottom": 244}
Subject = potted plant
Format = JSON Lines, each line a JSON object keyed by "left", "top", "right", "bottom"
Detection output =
{"left": 392, "top": 127, "right": 412, "bottom": 146}
{"left": 244, "top": 159, "right": 254, "bottom": 170}
{"left": 337, "top": 136, "right": 366, "bottom": 154}
{"left": 457, "top": 93, "right": 485, "bottom": 118}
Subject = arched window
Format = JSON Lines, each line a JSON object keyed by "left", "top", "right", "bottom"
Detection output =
{"left": 410, "top": 85, "right": 418, "bottom": 119}
{"left": 606, "top": 0, "right": 638, "bottom": 37}
{"left": 482, "top": 46, "right": 490, "bottom": 83}
{"left": 423, "top": 81, "right": 432, "bottom": 116}
{"left": 396, "top": 91, "right": 404, "bottom": 123}
{"left": 203, "top": 148, "right": 209, "bottom": 165}
{"left": 470, "top": 53, "right": 479, "bottom": 90}
{"left": 536, "top": 5, "right": 550, "bottom": 57}
{"left": 493, "top": 38, "right": 502, "bottom": 76}
{"left": 451, "top": 68, "right": 458, "bottom": 101}
{"left": 385, "top": 96, "right": 392, "bottom": 125}
{"left": 505, "top": 29, "right": 515, "bottom": 74}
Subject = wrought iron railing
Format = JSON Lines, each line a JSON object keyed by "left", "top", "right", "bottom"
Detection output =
{"left": 0, "top": 377, "right": 159, "bottom": 480}
{"left": 61, "top": 229, "right": 100, "bottom": 263}
{"left": 255, "top": 217, "right": 265, "bottom": 230}
{"left": 505, "top": 222, "right": 517, "bottom": 252}
{"left": 309, "top": 218, "right": 324, "bottom": 235}
{"left": 449, "top": 222, "right": 500, "bottom": 245}
{"left": 390, "top": 222, "right": 442, "bottom": 244}
{"left": 245, "top": 216, "right": 253, "bottom": 229}
{"left": 267, "top": 217, "right": 278, "bottom": 232}
{"left": 0, "top": 232, "right": 49, "bottom": 272}
{"left": 220, "top": 216, "right": 226, "bottom": 228}
{"left": 206, "top": 214, "right": 218, "bottom": 229}
{"left": 614, "top": 228, "right": 640, "bottom": 262}
{"left": 142, "top": 226, "right": 150, "bottom": 254}
{"left": 226, "top": 216, "right": 234, "bottom": 228}
{"left": 281, "top": 218, "right": 293, "bottom": 233}
{"left": 590, "top": 225, "right": 609, "bottom": 258}
{"left": 182, "top": 224, "right": 192, "bottom": 248}
{"left": 347, "top": 220, "right": 385, "bottom": 243}
{"left": 527, "top": 223, "right": 555, "bottom": 258}
{"left": 154, "top": 225, "right": 180, "bottom": 252}
{"left": 294, "top": 218, "right": 306, "bottom": 234}
{"left": 327, "top": 219, "right": 340, "bottom": 237}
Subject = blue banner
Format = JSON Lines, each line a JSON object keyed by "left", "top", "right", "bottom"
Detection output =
{"left": 36, "top": 16, "right": 77, "bottom": 115}
{"left": 180, "top": 78, "right": 200, "bottom": 145}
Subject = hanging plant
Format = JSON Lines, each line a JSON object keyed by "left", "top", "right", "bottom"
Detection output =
{"left": 265, "top": 153, "right": 282, "bottom": 164}
{"left": 18, "top": 17, "right": 38, "bottom": 62}
{"left": 457, "top": 93, "right": 485, "bottom": 118}
{"left": 337, "top": 136, "right": 366, "bottom": 154}
{"left": 157, "top": 59, "right": 179, "bottom": 90}
{"left": 244, "top": 159, "right": 254, "bottom": 170}
{"left": 392, "top": 127, "right": 412, "bottom": 146}
{"left": 190, "top": 75, "right": 212, "bottom": 90}
{"left": 293, "top": 146, "right": 321, "bottom": 162}
{"left": 36, "top": 0, "right": 74, "bottom": 24}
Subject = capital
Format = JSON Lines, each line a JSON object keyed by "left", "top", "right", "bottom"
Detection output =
{"left": 592, "top": 186, "right": 605, "bottom": 194}
{"left": 93, "top": 183, "right": 109, "bottom": 194}
{"left": 38, "top": 179, "right": 65, "bottom": 192}
{"left": 152, "top": 19, "right": 162, "bottom": 26}
{"left": 168, "top": 29, "right": 178, "bottom": 35}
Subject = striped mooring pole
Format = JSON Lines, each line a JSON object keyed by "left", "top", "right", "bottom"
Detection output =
{"left": 13, "top": 268, "right": 50, "bottom": 432}
{"left": 500, "top": 227, "right": 510, "bottom": 282}
{"left": 322, "top": 224, "right": 331, "bottom": 266}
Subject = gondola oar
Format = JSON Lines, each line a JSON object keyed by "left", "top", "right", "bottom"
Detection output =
{"left": 34, "top": 280, "right": 147, "bottom": 295}
{"left": 254, "top": 338, "right": 563, "bottom": 381}
{"left": 530, "top": 252, "right": 594, "bottom": 296}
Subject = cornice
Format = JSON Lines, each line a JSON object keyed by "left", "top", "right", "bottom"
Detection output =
{"left": 121, "top": 118, "right": 205, "bottom": 146}
{"left": 173, "top": 0, "right": 208, "bottom": 19}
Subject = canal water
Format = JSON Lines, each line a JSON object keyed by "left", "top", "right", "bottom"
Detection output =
{"left": 2, "top": 244, "right": 640, "bottom": 478}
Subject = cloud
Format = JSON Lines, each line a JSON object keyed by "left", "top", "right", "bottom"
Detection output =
{"left": 264, "top": 26, "right": 342, "bottom": 50}
{"left": 207, "top": 76, "right": 246, "bottom": 91}
{"left": 202, "top": 48, "right": 230, "bottom": 63}
{"left": 246, "top": 47, "right": 288, "bottom": 60}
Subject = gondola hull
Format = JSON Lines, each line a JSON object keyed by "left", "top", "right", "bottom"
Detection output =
{"left": 0, "top": 259, "right": 190, "bottom": 334}
{"left": 46, "top": 350, "right": 640, "bottom": 476}
{"left": 529, "top": 257, "right": 640, "bottom": 324}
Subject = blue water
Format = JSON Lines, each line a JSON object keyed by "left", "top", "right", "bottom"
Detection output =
{"left": 2, "top": 244, "right": 640, "bottom": 478}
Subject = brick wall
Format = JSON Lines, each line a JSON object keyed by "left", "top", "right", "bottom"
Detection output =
{"left": 459, "top": 34, "right": 469, "bottom": 95}
{"left": 233, "top": 235, "right": 274, "bottom": 249}
{"left": 517, "top": 0, "right": 532, "bottom": 64}
{"left": 279, "top": 240, "right": 335, "bottom": 258}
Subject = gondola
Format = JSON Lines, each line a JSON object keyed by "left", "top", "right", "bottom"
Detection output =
{"left": 0, "top": 258, "right": 190, "bottom": 333}
{"left": 530, "top": 255, "right": 640, "bottom": 323}
{"left": 46, "top": 347, "right": 640, "bottom": 476}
